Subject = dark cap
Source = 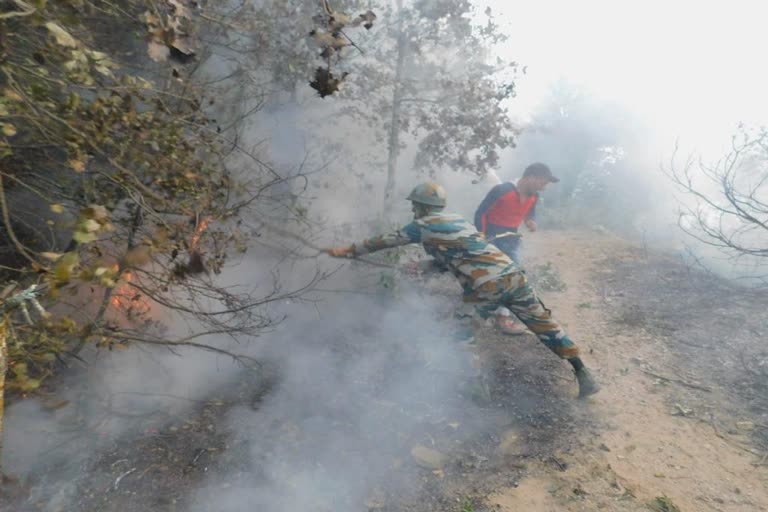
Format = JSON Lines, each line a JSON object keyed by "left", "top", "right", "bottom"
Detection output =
{"left": 522, "top": 162, "right": 559, "bottom": 183}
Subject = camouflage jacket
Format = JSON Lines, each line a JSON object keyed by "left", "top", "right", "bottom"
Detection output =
{"left": 351, "top": 212, "right": 519, "bottom": 295}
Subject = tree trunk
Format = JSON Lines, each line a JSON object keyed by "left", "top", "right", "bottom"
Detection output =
{"left": 383, "top": 0, "right": 406, "bottom": 212}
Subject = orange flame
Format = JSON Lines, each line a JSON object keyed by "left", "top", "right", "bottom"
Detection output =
{"left": 109, "top": 271, "right": 149, "bottom": 316}
{"left": 109, "top": 217, "right": 210, "bottom": 314}
{"left": 189, "top": 216, "right": 211, "bottom": 250}
{"left": 110, "top": 271, "right": 132, "bottom": 308}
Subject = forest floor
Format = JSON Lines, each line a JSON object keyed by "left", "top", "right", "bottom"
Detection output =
{"left": 2, "top": 228, "right": 767, "bottom": 512}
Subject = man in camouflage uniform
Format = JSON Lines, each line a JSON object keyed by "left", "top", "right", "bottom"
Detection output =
{"left": 327, "top": 182, "right": 600, "bottom": 398}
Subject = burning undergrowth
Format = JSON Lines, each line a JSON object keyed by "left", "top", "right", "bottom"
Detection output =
{"left": 182, "top": 281, "right": 585, "bottom": 512}
{"left": 3, "top": 277, "right": 586, "bottom": 512}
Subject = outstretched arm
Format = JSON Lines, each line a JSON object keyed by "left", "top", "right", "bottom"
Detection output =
{"left": 327, "top": 222, "right": 421, "bottom": 257}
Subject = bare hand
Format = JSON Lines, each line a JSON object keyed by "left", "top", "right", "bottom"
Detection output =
{"left": 525, "top": 219, "right": 537, "bottom": 232}
{"left": 327, "top": 245, "right": 354, "bottom": 258}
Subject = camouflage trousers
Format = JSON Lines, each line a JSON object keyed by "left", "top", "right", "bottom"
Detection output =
{"left": 461, "top": 272, "right": 579, "bottom": 359}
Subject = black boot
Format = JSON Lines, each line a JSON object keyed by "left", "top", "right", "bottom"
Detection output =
{"left": 575, "top": 367, "right": 600, "bottom": 398}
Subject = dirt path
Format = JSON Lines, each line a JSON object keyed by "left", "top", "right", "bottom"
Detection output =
{"left": 488, "top": 229, "right": 768, "bottom": 512}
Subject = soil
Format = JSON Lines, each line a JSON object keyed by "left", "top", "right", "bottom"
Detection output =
{"left": 486, "top": 229, "right": 768, "bottom": 512}
{"left": 2, "top": 228, "right": 767, "bottom": 511}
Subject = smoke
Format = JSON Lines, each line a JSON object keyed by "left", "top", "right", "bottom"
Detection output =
{"left": 474, "top": 79, "right": 766, "bottom": 284}
{"left": 467, "top": 0, "right": 768, "bottom": 283}
{"left": 2, "top": 332, "right": 246, "bottom": 476}
{"left": 186, "top": 280, "right": 491, "bottom": 512}
{"left": 1, "top": 63, "right": 492, "bottom": 512}
{"left": 6, "top": 2, "right": 766, "bottom": 510}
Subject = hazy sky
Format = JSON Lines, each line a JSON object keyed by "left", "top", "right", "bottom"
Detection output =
{"left": 480, "top": 0, "right": 767, "bottom": 155}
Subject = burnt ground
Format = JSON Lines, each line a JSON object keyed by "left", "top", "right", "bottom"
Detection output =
{"left": 515, "top": 231, "right": 768, "bottom": 512}
{"left": 599, "top": 250, "right": 768, "bottom": 455}
{"left": 1, "top": 293, "right": 585, "bottom": 512}
{"left": 2, "top": 229, "right": 768, "bottom": 512}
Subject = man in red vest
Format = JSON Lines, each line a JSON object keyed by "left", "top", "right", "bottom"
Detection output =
{"left": 474, "top": 162, "right": 560, "bottom": 335}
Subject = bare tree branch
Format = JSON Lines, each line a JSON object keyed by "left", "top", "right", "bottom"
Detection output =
{"left": 663, "top": 128, "right": 768, "bottom": 285}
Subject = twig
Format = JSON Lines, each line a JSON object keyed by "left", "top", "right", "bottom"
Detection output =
{"left": 702, "top": 417, "right": 762, "bottom": 457}
{"left": 0, "top": 174, "right": 37, "bottom": 264}
{"left": 339, "top": 29, "right": 364, "bottom": 54}
{"left": 673, "top": 338, "right": 710, "bottom": 349}
{"left": 313, "top": 287, "right": 381, "bottom": 295}
{"left": 111, "top": 391, "right": 231, "bottom": 406}
{"left": 641, "top": 369, "right": 713, "bottom": 392}
{"left": 0, "top": 0, "right": 36, "bottom": 19}
{"left": 352, "top": 256, "right": 397, "bottom": 269}
{"left": 255, "top": 221, "right": 396, "bottom": 268}
{"left": 190, "top": 448, "right": 205, "bottom": 466}
{"left": 113, "top": 467, "right": 136, "bottom": 491}
{"left": 137, "top": 464, "right": 161, "bottom": 480}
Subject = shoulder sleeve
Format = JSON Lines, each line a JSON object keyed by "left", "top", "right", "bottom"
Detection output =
{"left": 474, "top": 183, "right": 513, "bottom": 231}
{"left": 353, "top": 222, "right": 421, "bottom": 255}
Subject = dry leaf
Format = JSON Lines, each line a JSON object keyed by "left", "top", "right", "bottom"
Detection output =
{"left": 69, "top": 158, "right": 86, "bottom": 172}
{"left": 72, "top": 230, "right": 96, "bottom": 244}
{"left": 2, "top": 123, "right": 17, "bottom": 137}
{"left": 53, "top": 252, "right": 79, "bottom": 281}
{"left": 168, "top": 0, "right": 193, "bottom": 19}
{"left": 45, "top": 22, "right": 78, "bottom": 48}
{"left": 148, "top": 41, "right": 170, "bottom": 62}
{"left": 309, "top": 67, "right": 349, "bottom": 98}
{"left": 144, "top": 12, "right": 161, "bottom": 25}
{"left": 82, "top": 219, "right": 101, "bottom": 233}
{"left": 350, "top": 10, "right": 377, "bottom": 30}
{"left": 4, "top": 88, "right": 22, "bottom": 102}
{"left": 84, "top": 204, "right": 109, "bottom": 221}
